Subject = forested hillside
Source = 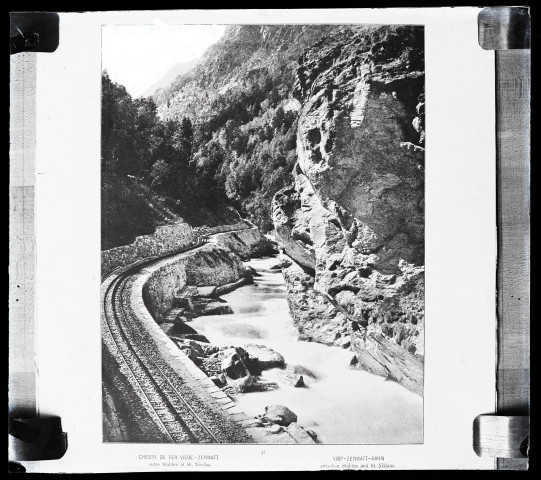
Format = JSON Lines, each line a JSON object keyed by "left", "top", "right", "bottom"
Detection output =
{"left": 101, "top": 72, "right": 239, "bottom": 250}
{"left": 105, "top": 25, "right": 422, "bottom": 247}
{"left": 101, "top": 23, "right": 426, "bottom": 442}
{"left": 152, "top": 25, "right": 340, "bottom": 231}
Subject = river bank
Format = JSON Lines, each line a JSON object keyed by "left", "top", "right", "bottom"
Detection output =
{"left": 103, "top": 223, "right": 423, "bottom": 444}
{"left": 186, "top": 257, "right": 423, "bottom": 444}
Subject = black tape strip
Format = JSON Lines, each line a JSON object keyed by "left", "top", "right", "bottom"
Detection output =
{"left": 8, "top": 461, "right": 27, "bottom": 473}
{"left": 9, "top": 419, "right": 41, "bottom": 443}
{"left": 10, "top": 12, "right": 59, "bottom": 55}
{"left": 8, "top": 417, "right": 68, "bottom": 461}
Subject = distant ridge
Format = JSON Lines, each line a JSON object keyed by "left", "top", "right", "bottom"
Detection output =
{"left": 142, "top": 57, "right": 200, "bottom": 98}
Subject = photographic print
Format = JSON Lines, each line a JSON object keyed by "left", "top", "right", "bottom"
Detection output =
{"left": 101, "top": 23, "right": 425, "bottom": 445}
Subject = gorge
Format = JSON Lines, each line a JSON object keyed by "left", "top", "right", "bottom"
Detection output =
{"left": 101, "top": 24, "right": 425, "bottom": 444}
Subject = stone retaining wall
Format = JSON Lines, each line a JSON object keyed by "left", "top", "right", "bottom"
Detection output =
{"left": 127, "top": 239, "right": 266, "bottom": 436}
{"left": 142, "top": 243, "right": 247, "bottom": 323}
{"left": 101, "top": 223, "right": 196, "bottom": 278}
{"left": 101, "top": 220, "right": 250, "bottom": 278}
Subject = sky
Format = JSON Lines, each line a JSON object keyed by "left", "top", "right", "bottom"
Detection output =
{"left": 102, "top": 23, "right": 226, "bottom": 98}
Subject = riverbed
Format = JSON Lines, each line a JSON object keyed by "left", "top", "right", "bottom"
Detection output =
{"left": 190, "top": 257, "right": 423, "bottom": 444}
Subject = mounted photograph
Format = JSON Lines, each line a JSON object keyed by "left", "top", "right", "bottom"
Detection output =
{"left": 100, "top": 23, "right": 425, "bottom": 445}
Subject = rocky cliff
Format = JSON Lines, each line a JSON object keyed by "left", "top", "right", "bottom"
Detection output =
{"left": 272, "top": 25, "right": 425, "bottom": 395}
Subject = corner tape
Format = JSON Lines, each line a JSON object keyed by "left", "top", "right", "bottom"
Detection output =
{"left": 8, "top": 417, "right": 68, "bottom": 461}
{"left": 478, "top": 7, "right": 531, "bottom": 51}
{"left": 473, "top": 415, "right": 529, "bottom": 459}
{"left": 10, "top": 12, "right": 59, "bottom": 55}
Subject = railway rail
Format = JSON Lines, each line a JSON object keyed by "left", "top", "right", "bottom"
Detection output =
{"left": 101, "top": 228, "right": 251, "bottom": 443}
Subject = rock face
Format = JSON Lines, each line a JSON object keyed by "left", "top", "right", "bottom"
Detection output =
{"left": 272, "top": 25, "right": 425, "bottom": 395}
{"left": 272, "top": 185, "right": 316, "bottom": 272}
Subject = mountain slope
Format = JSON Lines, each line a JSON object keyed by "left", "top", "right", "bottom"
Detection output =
{"left": 101, "top": 70, "right": 240, "bottom": 251}
{"left": 143, "top": 57, "right": 200, "bottom": 98}
{"left": 153, "top": 25, "right": 340, "bottom": 231}
{"left": 102, "top": 174, "right": 240, "bottom": 250}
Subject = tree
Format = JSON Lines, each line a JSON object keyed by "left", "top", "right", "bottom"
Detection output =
{"left": 271, "top": 106, "right": 285, "bottom": 129}
{"left": 168, "top": 117, "right": 194, "bottom": 195}
{"left": 149, "top": 159, "right": 172, "bottom": 189}
{"left": 101, "top": 71, "right": 138, "bottom": 175}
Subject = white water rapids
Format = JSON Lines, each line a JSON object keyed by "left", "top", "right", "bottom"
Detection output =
{"left": 190, "top": 257, "right": 423, "bottom": 444}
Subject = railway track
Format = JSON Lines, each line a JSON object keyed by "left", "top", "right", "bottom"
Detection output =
{"left": 101, "top": 229, "right": 251, "bottom": 443}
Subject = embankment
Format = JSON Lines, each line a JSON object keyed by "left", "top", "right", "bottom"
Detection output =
{"left": 102, "top": 223, "right": 273, "bottom": 442}
{"left": 138, "top": 224, "right": 273, "bottom": 323}
{"left": 142, "top": 244, "right": 248, "bottom": 324}
{"left": 101, "top": 220, "right": 250, "bottom": 278}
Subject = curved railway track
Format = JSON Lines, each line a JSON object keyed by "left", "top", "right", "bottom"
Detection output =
{"left": 101, "top": 229, "right": 251, "bottom": 443}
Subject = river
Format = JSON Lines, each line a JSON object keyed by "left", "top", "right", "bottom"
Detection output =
{"left": 190, "top": 256, "right": 423, "bottom": 444}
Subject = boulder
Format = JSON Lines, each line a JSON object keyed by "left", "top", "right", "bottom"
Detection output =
{"left": 177, "top": 340, "right": 204, "bottom": 357}
{"left": 226, "top": 374, "right": 257, "bottom": 393}
{"left": 274, "top": 366, "right": 309, "bottom": 387}
{"left": 201, "top": 357, "right": 222, "bottom": 378}
{"left": 221, "top": 347, "right": 258, "bottom": 379}
{"left": 339, "top": 336, "right": 352, "bottom": 349}
{"left": 190, "top": 297, "right": 216, "bottom": 311}
{"left": 255, "top": 380, "right": 279, "bottom": 392}
{"left": 243, "top": 344, "right": 285, "bottom": 370}
{"left": 159, "top": 323, "right": 174, "bottom": 336}
{"left": 197, "top": 286, "right": 217, "bottom": 297}
{"left": 210, "top": 375, "right": 226, "bottom": 387}
{"left": 171, "top": 319, "right": 198, "bottom": 336}
{"left": 294, "top": 375, "right": 305, "bottom": 388}
{"left": 264, "top": 405, "right": 297, "bottom": 426}
{"left": 213, "top": 278, "right": 248, "bottom": 296}
{"left": 244, "top": 265, "right": 258, "bottom": 277}
{"left": 171, "top": 288, "right": 197, "bottom": 308}
{"left": 221, "top": 349, "right": 247, "bottom": 379}
{"left": 178, "top": 346, "right": 193, "bottom": 359}
{"left": 202, "top": 303, "right": 234, "bottom": 316}
{"left": 286, "top": 423, "right": 317, "bottom": 444}
{"left": 270, "top": 256, "right": 293, "bottom": 270}
{"left": 178, "top": 339, "right": 218, "bottom": 357}
{"left": 181, "top": 334, "right": 211, "bottom": 343}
